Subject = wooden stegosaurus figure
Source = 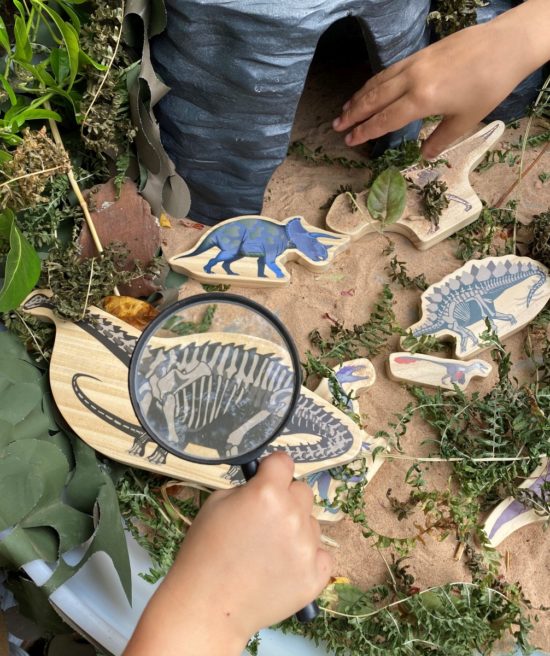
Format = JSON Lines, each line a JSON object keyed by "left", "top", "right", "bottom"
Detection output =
{"left": 168, "top": 215, "right": 350, "bottom": 287}
{"left": 404, "top": 256, "right": 550, "bottom": 358}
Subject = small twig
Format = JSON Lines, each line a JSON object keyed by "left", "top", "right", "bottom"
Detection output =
{"left": 13, "top": 310, "right": 47, "bottom": 361}
{"left": 44, "top": 101, "right": 120, "bottom": 296}
{"left": 0, "top": 165, "right": 66, "bottom": 188}
{"left": 321, "top": 535, "right": 340, "bottom": 549}
{"left": 82, "top": 258, "right": 95, "bottom": 320}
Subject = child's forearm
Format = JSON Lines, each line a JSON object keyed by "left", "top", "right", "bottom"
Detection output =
{"left": 493, "top": 0, "right": 550, "bottom": 75}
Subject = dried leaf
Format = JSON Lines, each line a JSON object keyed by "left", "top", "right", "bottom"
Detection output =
{"left": 102, "top": 295, "right": 159, "bottom": 330}
{"left": 159, "top": 212, "right": 172, "bottom": 228}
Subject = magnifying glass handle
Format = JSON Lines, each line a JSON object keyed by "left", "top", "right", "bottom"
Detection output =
{"left": 240, "top": 459, "right": 319, "bottom": 624}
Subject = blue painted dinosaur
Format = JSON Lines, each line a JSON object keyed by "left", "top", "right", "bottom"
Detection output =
{"left": 174, "top": 217, "right": 343, "bottom": 278}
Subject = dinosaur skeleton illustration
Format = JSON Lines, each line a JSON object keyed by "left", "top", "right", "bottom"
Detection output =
{"left": 410, "top": 257, "right": 548, "bottom": 354}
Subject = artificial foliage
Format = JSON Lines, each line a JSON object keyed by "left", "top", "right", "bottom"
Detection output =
{"left": 0, "top": 330, "right": 131, "bottom": 610}
{"left": 428, "top": 0, "right": 488, "bottom": 38}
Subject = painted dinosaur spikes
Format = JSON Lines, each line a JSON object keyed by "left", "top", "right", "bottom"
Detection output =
{"left": 307, "top": 359, "right": 388, "bottom": 523}
{"left": 326, "top": 121, "right": 505, "bottom": 250}
{"left": 403, "top": 256, "right": 550, "bottom": 359}
{"left": 484, "top": 459, "right": 550, "bottom": 547}
{"left": 20, "top": 290, "right": 362, "bottom": 489}
{"left": 388, "top": 353, "right": 492, "bottom": 391}
{"left": 168, "top": 215, "right": 350, "bottom": 287}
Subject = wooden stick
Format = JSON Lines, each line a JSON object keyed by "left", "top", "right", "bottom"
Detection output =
{"left": 45, "top": 102, "right": 120, "bottom": 296}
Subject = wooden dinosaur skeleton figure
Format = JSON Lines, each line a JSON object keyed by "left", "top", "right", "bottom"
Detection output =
{"left": 326, "top": 121, "right": 506, "bottom": 250}
{"left": 21, "top": 290, "right": 363, "bottom": 489}
{"left": 403, "top": 256, "right": 550, "bottom": 359}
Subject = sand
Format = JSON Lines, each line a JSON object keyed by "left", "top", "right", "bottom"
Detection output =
{"left": 161, "top": 60, "right": 550, "bottom": 649}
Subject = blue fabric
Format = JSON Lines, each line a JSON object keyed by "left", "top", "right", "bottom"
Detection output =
{"left": 151, "top": 1, "right": 430, "bottom": 223}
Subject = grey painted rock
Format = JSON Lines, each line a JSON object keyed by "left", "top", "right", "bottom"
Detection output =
{"left": 151, "top": 0, "right": 430, "bottom": 223}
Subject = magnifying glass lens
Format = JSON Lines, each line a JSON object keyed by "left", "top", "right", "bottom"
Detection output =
{"left": 129, "top": 295, "right": 300, "bottom": 465}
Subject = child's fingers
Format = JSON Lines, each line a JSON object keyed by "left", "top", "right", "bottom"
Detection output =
{"left": 289, "top": 479, "right": 314, "bottom": 513}
{"left": 255, "top": 451, "right": 295, "bottom": 487}
{"left": 343, "top": 96, "right": 420, "bottom": 147}
{"left": 421, "top": 115, "right": 475, "bottom": 159}
{"left": 333, "top": 75, "right": 407, "bottom": 132}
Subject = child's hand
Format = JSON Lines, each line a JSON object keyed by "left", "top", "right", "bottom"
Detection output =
{"left": 333, "top": 0, "right": 550, "bottom": 158}
{"left": 124, "top": 452, "right": 332, "bottom": 656}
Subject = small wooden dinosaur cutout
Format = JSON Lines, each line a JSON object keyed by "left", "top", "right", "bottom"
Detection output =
{"left": 168, "top": 215, "right": 350, "bottom": 288}
{"left": 326, "top": 121, "right": 505, "bottom": 250}
{"left": 388, "top": 353, "right": 492, "bottom": 391}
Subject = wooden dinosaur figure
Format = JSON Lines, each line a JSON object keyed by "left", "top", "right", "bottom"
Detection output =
{"left": 21, "top": 290, "right": 363, "bottom": 489}
{"left": 168, "top": 215, "right": 350, "bottom": 288}
{"left": 306, "top": 359, "right": 388, "bottom": 523}
{"left": 326, "top": 121, "right": 505, "bottom": 250}
{"left": 403, "top": 256, "right": 550, "bottom": 359}
{"left": 484, "top": 459, "right": 550, "bottom": 547}
{"left": 387, "top": 353, "right": 492, "bottom": 391}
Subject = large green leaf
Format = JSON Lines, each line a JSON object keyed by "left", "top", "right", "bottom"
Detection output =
{"left": 367, "top": 167, "right": 407, "bottom": 226}
{"left": 0, "top": 209, "right": 42, "bottom": 312}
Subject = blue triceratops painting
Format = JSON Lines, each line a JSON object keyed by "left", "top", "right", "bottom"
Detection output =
{"left": 169, "top": 215, "right": 350, "bottom": 287}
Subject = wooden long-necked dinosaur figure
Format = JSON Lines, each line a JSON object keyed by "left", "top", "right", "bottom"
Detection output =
{"left": 326, "top": 121, "right": 505, "bottom": 250}
{"left": 21, "top": 290, "right": 363, "bottom": 489}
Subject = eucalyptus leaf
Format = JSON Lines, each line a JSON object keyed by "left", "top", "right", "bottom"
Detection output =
{"left": 0, "top": 210, "right": 41, "bottom": 312}
{"left": 0, "top": 440, "right": 69, "bottom": 531}
{"left": 367, "top": 167, "right": 407, "bottom": 226}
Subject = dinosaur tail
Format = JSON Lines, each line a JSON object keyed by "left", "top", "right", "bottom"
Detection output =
{"left": 412, "top": 319, "right": 446, "bottom": 338}
{"left": 174, "top": 235, "right": 216, "bottom": 260}
{"left": 72, "top": 373, "right": 144, "bottom": 438}
{"left": 526, "top": 267, "right": 548, "bottom": 307}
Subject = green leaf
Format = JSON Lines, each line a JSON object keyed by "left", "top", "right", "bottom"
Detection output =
{"left": 0, "top": 209, "right": 42, "bottom": 312}
{"left": 0, "top": 74, "right": 17, "bottom": 106}
{"left": 13, "top": 15, "right": 32, "bottom": 63}
{"left": 7, "top": 577, "right": 72, "bottom": 635}
{"left": 35, "top": 1, "right": 80, "bottom": 89}
{"left": 367, "top": 167, "right": 407, "bottom": 226}
{"left": 50, "top": 48, "right": 71, "bottom": 85}
{"left": 0, "top": 16, "right": 10, "bottom": 53}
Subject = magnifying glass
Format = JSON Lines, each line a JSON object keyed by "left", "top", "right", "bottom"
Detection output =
{"left": 129, "top": 293, "right": 319, "bottom": 622}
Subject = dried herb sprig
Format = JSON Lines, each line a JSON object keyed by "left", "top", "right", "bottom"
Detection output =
{"left": 42, "top": 242, "right": 161, "bottom": 321}
{"left": 428, "top": 0, "right": 488, "bottom": 38}
{"left": 453, "top": 201, "right": 517, "bottom": 261}
{"left": 309, "top": 285, "right": 399, "bottom": 363}
{"left": 514, "top": 481, "right": 550, "bottom": 527}
{"left": 117, "top": 470, "right": 203, "bottom": 583}
{"left": 411, "top": 327, "right": 550, "bottom": 505}
{"left": 287, "top": 141, "right": 369, "bottom": 170}
{"left": 408, "top": 178, "right": 450, "bottom": 229}
{"left": 382, "top": 243, "right": 428, "bottom": 291}
{"left": 531, "top": 208, "right": 550, "bottom": 268}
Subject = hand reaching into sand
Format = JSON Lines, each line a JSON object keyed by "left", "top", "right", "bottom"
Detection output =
{"left": 123, "top": 452, "right": 332, "bottom": 656}
{"left": 333, "top": 0, "right": 550, "bottom": 158}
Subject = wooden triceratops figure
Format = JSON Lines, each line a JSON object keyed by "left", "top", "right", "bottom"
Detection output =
{"left": 21, "top": 290, "right": 363, "bottom": 490}
{"left": 326, "top": 121, "right": 506, "bottom": 250}
{"left": 168, "top": 215, "right": 350, "bottom": 287}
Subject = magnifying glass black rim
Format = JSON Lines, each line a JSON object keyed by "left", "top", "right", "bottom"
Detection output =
{"left": 128, "top": 292, "right": 302, "bottom": 467}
